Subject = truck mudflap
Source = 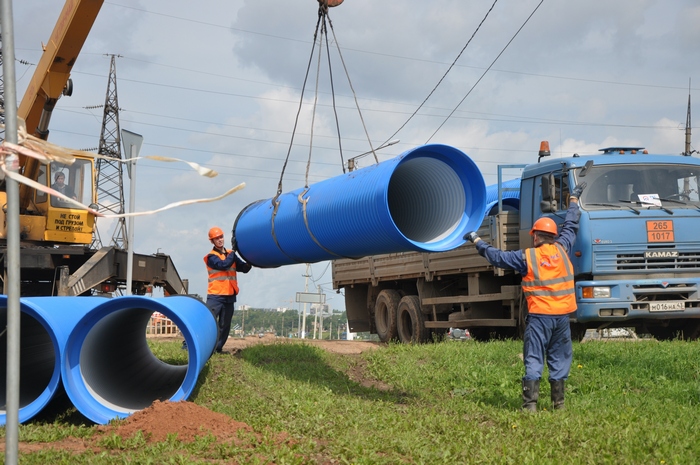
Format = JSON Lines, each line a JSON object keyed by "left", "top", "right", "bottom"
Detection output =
{"left": 575, "top": 277, "right": 700, "bottom": 323}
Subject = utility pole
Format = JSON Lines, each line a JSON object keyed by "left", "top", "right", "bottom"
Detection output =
{"left": 0, "top": 6, "right": 21, "bottom": 461}
{"left": 121, "top": 130, "right": 142, "bottom": 295}
{"left": 0, "top": 32, "right": 5, "bottom": 139}
{"left": 92, "top": 54, "right": 127, "bottom": 250}
{"left": 318, "top": 285, "right": 324, "bottom": 340}
{"left": 684, "top": 79, "right": 694, "bottom": 156}
{"left": 301, "top": 264, "right": 310, "bottom": 338}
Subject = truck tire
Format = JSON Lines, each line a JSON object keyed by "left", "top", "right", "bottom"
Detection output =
{"left": 647, "top": 323, "right": 676, "bottom": 341}
{"left": 467, "top": 327, "right": 493, "bottom": 342}
{"left": 517, "top": 295, "right": 527, "bottom": 340}
{"left": 396, "top": 295, "right": 429, "bottom": 344}
{"left": 684, "top": 320, "right": 700, "bottom": 340}
{"left": 374, "top": 290, "right": 401, "bottom": 342}
{"left": 649, "top": 319, "right": 700, "bottom": 341}
{"left": 570, "top": 323, "right": 587, "bottom": 342}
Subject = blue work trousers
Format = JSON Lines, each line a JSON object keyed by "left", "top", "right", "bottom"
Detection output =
{"left": 522, "top": 314, "right": 573, "bottom": 381}
{"left": 207, "top": 295, "right": 236, "bottom": 352}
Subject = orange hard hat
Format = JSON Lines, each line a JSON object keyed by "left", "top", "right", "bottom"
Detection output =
{"left": 530, "top": 217, "right": 558, "bottom": 236}
{"left": 208, "top": 227, "right": 224, "bottom": 240}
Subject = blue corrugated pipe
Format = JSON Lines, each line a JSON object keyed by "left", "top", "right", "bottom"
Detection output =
{"left": 234, "top": 144, "right": 487, "bottom": 268}
{"left": 61, "top": 295, "right": 217, "bottom": 425}
{"left": 0, "top": 296, "right": 106, "bottom": 425}
{"left": 484, "top": 178, "right": 521, "bottom": 216}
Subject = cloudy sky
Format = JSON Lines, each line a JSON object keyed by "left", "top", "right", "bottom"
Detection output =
{"left": 9, "top": 0, "right": 700, "bottom": 311}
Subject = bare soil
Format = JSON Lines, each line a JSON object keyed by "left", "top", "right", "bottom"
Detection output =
{"left": 222, "top": 333, "right": 383, "bottom": 355}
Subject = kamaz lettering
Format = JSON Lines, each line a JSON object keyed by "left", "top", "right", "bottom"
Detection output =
{"left": 644, "top": 251, "right": 679, "bottom": 259}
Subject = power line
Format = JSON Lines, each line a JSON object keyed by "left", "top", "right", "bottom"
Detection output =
{"left": 382, "top": 0, "right": 501, "bottom": 145}
{"left": 427, "top": 0, "right": 546, "bottom": 142}
{"left": 58, "top": 94, "right": 691, "bottom": 147}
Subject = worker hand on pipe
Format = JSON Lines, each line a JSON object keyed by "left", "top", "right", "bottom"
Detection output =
{"left": 570, "top": 182, "right": 587, "bottom": 200}
{"left": 463, "top": 231, "right": 480, "bottom": 244}
{"left": 231, "top": 235, "right": 238, "bottom": 252}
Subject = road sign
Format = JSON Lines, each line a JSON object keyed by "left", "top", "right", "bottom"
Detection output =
{"left": 296, "top": 292, "right": 326, "bottom": 303}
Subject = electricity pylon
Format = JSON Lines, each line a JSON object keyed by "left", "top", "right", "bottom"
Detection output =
{"left": 91, "top": 54, "right": 127, "bottom": 250}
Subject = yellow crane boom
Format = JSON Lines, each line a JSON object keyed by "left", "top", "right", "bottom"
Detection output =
{"left": 17, "top": 0, "right": 103, "bottom": 210}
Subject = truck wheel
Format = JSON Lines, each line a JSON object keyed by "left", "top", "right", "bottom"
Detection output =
{"left": 516, "top": 296, "right": 527, "bottom": 340}
{"left": 374, "top": 290, "right": 401, "bottom": 342}
{"left": 648, "top": 324, "right": 677, "bottom": 341}
{"left": 468, "top": 328, "right": 494, "bottom": 342}
{"left": 650, "top": 319, "right": 700, "bottom": 341}
{"left": 683, "top": 320, "right": 700, "bottom": 340}
{"left": 396, "top": 295, "right": 429, "bottom": 344}
{"left": 570, "top": 323, "right": 587, "bottom": 342}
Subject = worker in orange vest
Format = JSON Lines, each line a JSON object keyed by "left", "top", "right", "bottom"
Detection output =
{"left": 204, "top": 226, "right": 252, "bottom": 354}
{"left": 464, "top": 182, "right": 586, "bottom": 411}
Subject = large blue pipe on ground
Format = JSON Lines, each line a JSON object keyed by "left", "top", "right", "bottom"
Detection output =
{"left": 234, "top": 144, "right": 487, "bottom": 268}
{"left": 61, "top": 295, "right": 217, "bottom": 425}
{"left": 0, "top": 296, "right": 106, "bottom": 425}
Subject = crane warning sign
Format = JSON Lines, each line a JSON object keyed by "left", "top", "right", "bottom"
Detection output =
{"left": 48, "top": 211, "right": 89, "bottom": 233}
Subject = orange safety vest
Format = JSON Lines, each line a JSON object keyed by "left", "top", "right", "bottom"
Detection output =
{"left": 521, "top": 242, "right": 576, "bottom": 316}
{"left": 204, "top": 249, "right": 239, "bottom": 296}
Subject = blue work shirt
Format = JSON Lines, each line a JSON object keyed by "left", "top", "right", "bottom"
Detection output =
{"left": 205, "top": 248, "right": 252, "bottom": 299}
{"left": 206, "top": 248, "right": 252, "bottom": 274}
{"left": 474, "top": 201, "right": 581, "bottom": 275}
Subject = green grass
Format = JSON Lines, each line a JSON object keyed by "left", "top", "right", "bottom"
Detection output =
{"left": 5, "top": 338, "right": 700, "bottom": 464}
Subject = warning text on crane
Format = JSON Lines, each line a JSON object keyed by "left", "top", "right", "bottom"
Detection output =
{"left": 48, "top": 211, "right": 89, "bottom": 233}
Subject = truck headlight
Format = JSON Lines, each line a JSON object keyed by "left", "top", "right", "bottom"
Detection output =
{"left": 582, "top": 286, "right": 611, "bottom": 298}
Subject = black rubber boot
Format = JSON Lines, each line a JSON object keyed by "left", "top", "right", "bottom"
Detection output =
{"left": 550, "top": 379, "right": 565, "bottom": 410}
{"left": 521, "top": 379, "right": 539, "bottom": 412}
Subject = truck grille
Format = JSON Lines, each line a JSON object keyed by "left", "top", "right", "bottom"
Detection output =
{"left": 594, "top": 248, "right": 700, "bottom": 272}
{"left": 615, "top": 252, "right": 700, "bottom": 271}
{"left": 630, "top": 282, "right": 700, "bottom": 311}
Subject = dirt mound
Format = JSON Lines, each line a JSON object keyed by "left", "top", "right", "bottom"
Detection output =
{"left": 4, "top": 400, "right": 287, "bottom": 456}
{"left": 96, "top": 400, "right": 253, "bottom": 443}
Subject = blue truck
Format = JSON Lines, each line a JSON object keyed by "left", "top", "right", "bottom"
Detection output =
{"left": 332, "top": 143, "right": 700, "bottom": 342}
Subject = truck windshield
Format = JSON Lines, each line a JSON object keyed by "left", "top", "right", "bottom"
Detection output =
{"left": 577, "top": 164, "right": 700, "bottom": 209}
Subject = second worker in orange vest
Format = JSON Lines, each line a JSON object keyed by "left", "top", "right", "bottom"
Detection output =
{"left": 464, "top": 182, "right": 586, "bottom": 412}
{"left": 204, "top": 226, "right": 252, "bottom": 354}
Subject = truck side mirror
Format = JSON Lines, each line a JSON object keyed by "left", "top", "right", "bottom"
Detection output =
{"left": 540, "top": 173, "right": 558, "bottom": 212}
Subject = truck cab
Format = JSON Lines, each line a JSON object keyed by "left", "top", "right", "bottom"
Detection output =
{"left": 522, "top": 146, "right": 700, "bottom": 340}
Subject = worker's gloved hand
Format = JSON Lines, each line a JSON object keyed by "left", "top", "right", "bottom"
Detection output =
{"left": 231, "top": 235, "right": 238, "bottom": 252}
{"left": 463, "top": 231, "right": 479, "bottom": 243}
{"left": 570, "top": 182, "right": 587, "bottom": 199}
